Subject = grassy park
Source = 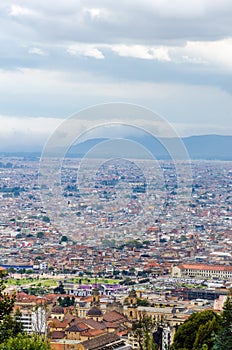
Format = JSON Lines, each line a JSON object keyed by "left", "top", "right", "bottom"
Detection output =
{"left": 6, "top": 276, "right": 122, "bottom": 290}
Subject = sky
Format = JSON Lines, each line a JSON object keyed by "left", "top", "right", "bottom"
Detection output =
{"left": 1, "top": 0, "right": 232, "bottom": 151}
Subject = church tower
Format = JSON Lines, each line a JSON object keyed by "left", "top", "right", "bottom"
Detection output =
{"left": 127, "top": 289, "right": 138, "bottom": 321}
{"left": 91, "top": 285, "right": 100, "bottom": 306}
{"left": 87, "top": 282, "right": 103, "bottom": 321}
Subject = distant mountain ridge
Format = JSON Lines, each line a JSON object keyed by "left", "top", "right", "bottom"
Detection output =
{"left": 0, "top": 135, "right": 232, "bottom": 160}
{"left": 67, "top": 134, "right": 232, "bottom": 160}
{"left": 183, "top": 135, "right": 232, "bottom": 160}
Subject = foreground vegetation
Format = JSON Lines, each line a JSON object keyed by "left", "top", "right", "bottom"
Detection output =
{"left": 0, "top": 272, "right": 50, "bottom": 349}
{"left": 0, "top": 334, "right": 50, "bottom": 350}
{"left": 171, "top": 296, "right": 232, "bottom": 350}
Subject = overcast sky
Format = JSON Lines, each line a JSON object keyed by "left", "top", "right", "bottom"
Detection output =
{"left": 1, "top": 0, "right": 232, "bottom": 151}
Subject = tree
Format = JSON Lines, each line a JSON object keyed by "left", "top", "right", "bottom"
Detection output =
{"left": 137, "top": 298, "right": 150, "bottom": 307}
{"left": 171, "top": 310, "right": 222, "bottom": 350}
{"left": 54, "top": 281, "right": 65, "bottom": 294}
{"left": 42, "top": 216, "right": 50, "bottom": 223}
{"left": 0, "top": 333, "right": 50, "bottom": 349}
{"left": 0, "top": 278, "right": 15, "bottom": 320}
{"left": 221, "top": 295, "right": 232, "bottom": 328}
{"left": 37, "top": 232, "right": 44, "bottom": 239}
{"left": 0, "top": 275, "right": 24, "bottom": 343}
{"left": 58, "top": 296, "right": 75, "bottom": 307}
{"left": 60, "top": 235, "right": 68, "bottom": 243}
{"left": 7, "top": 267, "right": 15, "bottom": 274}
{"left": 133, "top": 314, "right": 158, "bottom": 350}
{"left": 213, "top": 295, "right": 232, "bottom": 350}
{"left": 0, "top": 274, "right": 50, "bottom": 348}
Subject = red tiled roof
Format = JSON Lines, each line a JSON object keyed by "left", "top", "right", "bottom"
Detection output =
{"left": 48, "top": 319, "right": 69, "bottom": 329}
{"left": 103, "top": 311, "right": 126, "bottom": 323}
{"left": 73, "top": 322, "right": 89, "bottom": 332}
{"left": 50, "top": 331, "right": 65, "bottom": 340}
{"left": 117, "top": 329, "right": 129, "bottom": 336}
{"left": 83, "top": 319, "right": 107, "bottom": 330}
{"left": 180, "top": 264, "right": 232, "bottom": 272}
{"left": 81, "top": 329, "right": 105, "bottom": 337}
{"left": 104, "top": 322, "right": 121, "bottom": 329}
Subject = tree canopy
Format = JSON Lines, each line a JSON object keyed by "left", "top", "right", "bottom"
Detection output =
{"left": 54, "top": 281, "right": 65, "bottom": 294}
{"left": 0, "top": 273, "right": 50, "bottom": 349}
{"left": 133, "top": 314, "right": 158, "bottom": 350}
{"left": 213, "top": 295, "right": 232, "bottom": 350}
{"left": 171, "top": 310, "right": 222, "bottom": 350}
{"left": 0, "top": 275, "right": 24, "bottom": 343}
{"left": 0, "top": 334, "right": 50, "bottom": 350}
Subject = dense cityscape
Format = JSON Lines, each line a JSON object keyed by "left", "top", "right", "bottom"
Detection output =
{"left": 1, "top": 1, "right": 232, "bottom": 349}
{"left": 0, "top": 156, "right": 231, "bottom": 349}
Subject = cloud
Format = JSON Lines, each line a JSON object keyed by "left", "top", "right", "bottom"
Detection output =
{"left": 83, "top": 7, "right": 107, "bottom": 20}
{"left": 8, "top": 4, "right": 37, "bottom": 17}
{"left": 2, "top": 0, "right": 232, "bottom": 69}
{"left": 173, "top": 122, "right": 232, "bottom": 137}
{"left": 0, "top": 66, "right": 231, "bottom": 135}
{"left": 111, "top": 45, "right": 171, "bottom": 61}
{"left": 65, "top": 39, "right": 232, "bottom": 69}
{"left": 67, "top": 44, "right": 104, "bottom": 59}
{"left": 28, "top": 47, "right": 46, "bottom": 56}
{"left": 2, "top": 0, "right": 232, "bottom": 45}
{"left": 0, "top": 0, "right": 232, "bottom": 141}
{"left": 181, "top": 39, "right": 232, "bottom": 69}
{"left": 0, "top": 115, "right": 62, "bottom": 151}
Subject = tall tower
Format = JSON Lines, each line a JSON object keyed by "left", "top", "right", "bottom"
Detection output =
{"left": 87, "top": 282, "right": 103, "bottom": 321}
{"left": 127, "top": 289, "right": 138, "bottom": 321}
{"left": 91, "top": 282, "right": 100, "bottom": 307}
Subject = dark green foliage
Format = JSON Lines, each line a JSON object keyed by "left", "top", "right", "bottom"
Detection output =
{"left": 57, "top": 296, "right": 75, "bottom": 307}
{"left": 0, "top": 275, "right": 50, "bottom": 349}
{"left": 54, "top": 281, "right": 65, "bottom": 294}
{"left": 213, "top": 296, "right": 232, "bottom": 350}
{"left": 42, "top": 216, "right": 50, "bottom": 223}
{"left": 134, "top": 314, "right": 158, "bottom": 350}
{"left": 0, "top": 280, "right": 15, "bottom": 320}
{"left": 137, "top": 298, "right": 150, "bottom": 307}
{"left": 0, "top": 333, "right": 50, "bottom": 349}
{"left": 0, "top": 314, "right": 24, "bottom": 343}
{"left": 221, "top": 295, "right": 232, "bottom": 328}
{"left": 0, "top": 277, "right": 24, "bottom": 343}
{"left": 171, "top": 310, "right": 222, "bottom": 350}
{"left": 37, "top": 232, "right": 44, "bottom": 238}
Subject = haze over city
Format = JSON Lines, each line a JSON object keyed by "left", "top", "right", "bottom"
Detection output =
{"left": 1, "top": 0, "right": 232, "bottom": 151}
{"left": 0, "top": 2, "right": 232, "bottom": 350}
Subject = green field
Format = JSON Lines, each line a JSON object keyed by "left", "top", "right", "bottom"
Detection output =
{"left": 6, "top": 276, "right": 121, "bottom": 288}
{"left": 6, "top": 278, "right": 58, "bottom": 288}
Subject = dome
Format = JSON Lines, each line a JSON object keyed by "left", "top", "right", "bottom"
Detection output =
{"left": 87, "top": 306, "right": 103, "bottom": 317}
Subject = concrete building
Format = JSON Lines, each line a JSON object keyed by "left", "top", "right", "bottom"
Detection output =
{"left": 172, "top": 264, "right": 232, "bottom": 280}
{"left": 19, "top": 306, "right": 47, "bottom": 335}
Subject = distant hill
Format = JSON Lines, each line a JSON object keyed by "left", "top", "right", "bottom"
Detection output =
{"left": 0, "top": 135, "right": 232, "bottom": 160}
{"left": 183, "top": 135, "right": 232, "bottom": 160}
{"left": 67, "top": 134, "right": 232, "bottom": 160}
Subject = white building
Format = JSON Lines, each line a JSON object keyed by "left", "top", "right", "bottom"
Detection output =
{"left": 19, "top": 305, "right": 47, "bottom": 335}
{"left": 172, "top": 264, "right": 232, "bottom": 280}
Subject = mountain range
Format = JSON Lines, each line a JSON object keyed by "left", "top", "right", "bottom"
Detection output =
{"left": 1, "top": 135, "right": 232, "bottom": 160}
{"left": 66, "top": 135, "right": 232, "bottom": 160}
